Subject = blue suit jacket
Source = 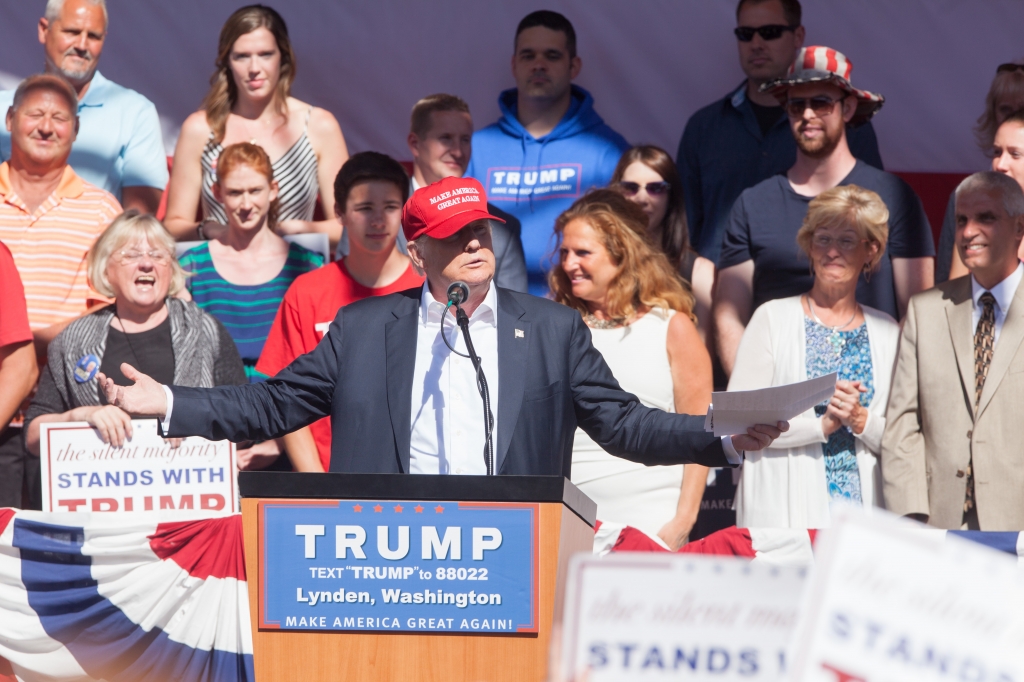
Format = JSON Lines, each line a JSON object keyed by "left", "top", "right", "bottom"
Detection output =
{"left": 167, "top": 287, "right": 728, "bottom": 475}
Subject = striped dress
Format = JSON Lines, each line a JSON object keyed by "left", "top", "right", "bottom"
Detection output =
{"left": 178, "top": 241, "right": 323, "bottom": 382}
{"left": 199, "top": 107, "right": 320, "bottom": 224}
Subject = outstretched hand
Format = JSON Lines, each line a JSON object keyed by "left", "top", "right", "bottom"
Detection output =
{"left": 731, "top": 421, "right": 788, "bottom": 453}
{"left": 97, "top": 363, "right": 169, "bottom": 418}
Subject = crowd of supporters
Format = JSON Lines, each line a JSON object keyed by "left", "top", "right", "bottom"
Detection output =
{"left": 3, "top": 0, "right": 1023, "bottom": 539}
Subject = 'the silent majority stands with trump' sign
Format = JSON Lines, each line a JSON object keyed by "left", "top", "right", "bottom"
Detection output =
{"left": 258, "top": 500, "right": 537, "bottom": 634}
{"left": 561, "top": 553, "right": 806, "bottom": 681}
{"left": 39, "top": 420, "right": 237, "bottom": 513}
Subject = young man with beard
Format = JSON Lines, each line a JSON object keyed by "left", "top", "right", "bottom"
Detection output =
{"left": 677, "top": 0, "right": 883, "bottom": 263}
{"left": 713, "top": 47, "right": 935, "bottom": 375}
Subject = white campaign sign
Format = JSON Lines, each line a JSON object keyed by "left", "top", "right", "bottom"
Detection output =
{"left": 787, "top": 509, "right": 1024, "bottom": 682}
{"left": 561, "top": 553, "right": 806, "bottom": 680}
{"left": 39, "top": 420, "right": 237, "bottom": 513}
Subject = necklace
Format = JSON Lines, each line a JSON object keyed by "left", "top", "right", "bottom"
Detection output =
{"left": 806, "top": 295, "right": 858, "bottom": 357}
{"left": 583, "top": 312, "right": 626, "bottom": 329}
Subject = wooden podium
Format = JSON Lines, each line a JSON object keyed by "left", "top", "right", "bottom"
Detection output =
{"left": 239, "top": 472, "right": 595, "bottom": 681}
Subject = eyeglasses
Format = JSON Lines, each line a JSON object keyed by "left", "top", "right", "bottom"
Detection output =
{"left": 617, "top": 181, "right": 670, "bottom": 196}
{"left": 786, "top": 96, "right": 841, "bottom": 118}
{"left": 997, "top": 63, "right": 1024, "bottom": 74}
{"left": 116, "top": 249, "right": 172, "bottom": 264}
{"left": 810, "top": 234, "right": 869, "bottom": 253}
{"left": 734, "top": 24, "right": 798, "bottom": 42}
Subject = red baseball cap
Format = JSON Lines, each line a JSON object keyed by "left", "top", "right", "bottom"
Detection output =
{"left": 402, "top": 176, "right": 505, "bottom": 242}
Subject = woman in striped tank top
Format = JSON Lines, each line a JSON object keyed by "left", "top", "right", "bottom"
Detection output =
{"left": 165, "top": 5, "right": 348, "bottom": 249}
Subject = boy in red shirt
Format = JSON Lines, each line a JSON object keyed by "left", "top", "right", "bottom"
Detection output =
{"left": 257, "top": 152, "right": 424, "bottom": 471}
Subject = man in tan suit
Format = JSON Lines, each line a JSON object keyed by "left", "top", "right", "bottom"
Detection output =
{"left": 883, "top": 171, "right": 1024, "bottom": 530}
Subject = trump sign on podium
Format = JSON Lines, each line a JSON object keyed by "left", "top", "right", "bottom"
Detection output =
{"left": 257, "top": 500, "right": 538, "bottom": 634}
{"left": 39, "top": 420, "right": 238, "bottom": 513}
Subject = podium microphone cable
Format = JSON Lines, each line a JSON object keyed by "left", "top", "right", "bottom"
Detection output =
{"left": 442, "top": 281, "right": 495, "bottom": 475}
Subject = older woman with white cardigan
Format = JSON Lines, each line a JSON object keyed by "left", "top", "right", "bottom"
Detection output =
{"left": 729, "top": 185, "right": 900, "bottom": 528}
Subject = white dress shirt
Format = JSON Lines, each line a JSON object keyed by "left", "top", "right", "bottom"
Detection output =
{"left": 409, "top": 282, "right": 499, "bottom": 475}
{"left": 971, "top": 261, "right": 1023, "bottom": 344}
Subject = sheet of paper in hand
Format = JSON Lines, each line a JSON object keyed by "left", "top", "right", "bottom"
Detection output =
{"left": 704, "top": 373, "right": 837, "bottom": 437}
{"left": 786, "top": 508, "right": 1024, "bottom": 682}
{"left": 561, "top": 553, "right": 806, "bottom": 681}
{"left": 39, "top": 419, "right": 237, "bottom": 513}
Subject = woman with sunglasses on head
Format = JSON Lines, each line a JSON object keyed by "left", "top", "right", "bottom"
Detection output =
{"left": 24, "top": 212, "right": 247, "bottom": 460}
{"left": 611, "top": 146, "right": 715, "bottom": 342}
{"left": 729, "top": 185, "right": 899, "bottom": 528}
{"left": 938, "top": 62, "right": 1024, "bottom": 282}
{"left": 552, "top": 189, "right": 712, "bottom": 550}
{"left": 165, "top": 5, "right": 348, "bottom": 249}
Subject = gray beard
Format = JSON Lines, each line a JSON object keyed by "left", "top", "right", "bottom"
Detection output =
{"left": 45, "top": 55, "right": 95, "bottom": 88}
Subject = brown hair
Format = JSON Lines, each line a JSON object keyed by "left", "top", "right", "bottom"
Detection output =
{"left": 410, "top": 94, "right": 470, "bottom": 138}
{"left": 549, "top": 189, "right": 695, "bottom": 321}
{"left": 11, "top": 73, "right": 78, "bottom": 115}
{"left": 736, "top": 0, "right": 801, "bottom": 26}
{"left": 215, "top": 142, "right": 279, "bottom": 229}
{"left": 202, "top": 5, "right": 296, "bottom": 144}
{"left": 975, "top": 64, "right": 1024, "bottom": 151}
{"left": 610, "top": 145, "right": 692, "bottom": 269}
{"left": 796, "top": 184, "right": 889, "bottom": 273}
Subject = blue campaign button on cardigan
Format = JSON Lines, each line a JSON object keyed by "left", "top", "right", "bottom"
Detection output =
{"left": 73, "top": 354, "right": 101, "bottom": 383}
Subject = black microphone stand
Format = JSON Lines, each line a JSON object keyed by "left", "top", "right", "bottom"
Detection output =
{"left": 454, "top": 306, "right": 495, "bottom": 475}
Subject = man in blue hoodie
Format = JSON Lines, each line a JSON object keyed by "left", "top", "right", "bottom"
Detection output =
{"left": 466, "top": 10, "right": 629, "bottom": 295}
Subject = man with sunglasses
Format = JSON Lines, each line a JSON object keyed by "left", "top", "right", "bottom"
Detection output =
{"left": 677, "top": 0, "right": 883, "bottom": 263}
{"left": 713, "top": 46, "right": 935, "bottom": 376}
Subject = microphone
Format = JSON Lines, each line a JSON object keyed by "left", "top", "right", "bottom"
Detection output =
{"left": 446, "top": 281, "right": 469, "bottom": 307}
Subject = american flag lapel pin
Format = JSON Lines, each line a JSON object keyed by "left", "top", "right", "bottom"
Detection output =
{"left": 515, "top": 329, "right": 525, "bottom": 339}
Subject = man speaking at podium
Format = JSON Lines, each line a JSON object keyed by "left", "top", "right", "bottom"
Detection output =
{"left": 98, "top": 177, "right": 785, "bottom": 475}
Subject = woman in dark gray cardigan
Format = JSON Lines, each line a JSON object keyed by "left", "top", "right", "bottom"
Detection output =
{"left": 23, "top": 211, "right": 272, "bottom": 465}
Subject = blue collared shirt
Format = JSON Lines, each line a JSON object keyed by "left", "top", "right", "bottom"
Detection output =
{"left": 677, "top": 82, "right": 884, "bottom": 262}
{"left": 0, "top": 71, "right": 168, "bottom": 200}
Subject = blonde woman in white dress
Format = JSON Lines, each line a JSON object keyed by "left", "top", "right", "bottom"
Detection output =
{"left": 550, "top": 189, "right": 712, "bottom": 549}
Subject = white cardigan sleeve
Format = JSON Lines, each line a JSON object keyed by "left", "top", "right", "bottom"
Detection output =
{"left": 855, "top": 409, "right": 884, "bottom": 454}
{"left": 728, "top": 301, "right": 827, "bottom": 449}
{"left": 852, "top": 309, "right": 899, "bottom": 455}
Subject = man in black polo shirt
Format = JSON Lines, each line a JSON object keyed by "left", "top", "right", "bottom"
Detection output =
{"left": 713, "top": 46, "right": 935, "bottom": 376}
{"left": 677, "top": 0, "right": 883, "bottom": 262}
